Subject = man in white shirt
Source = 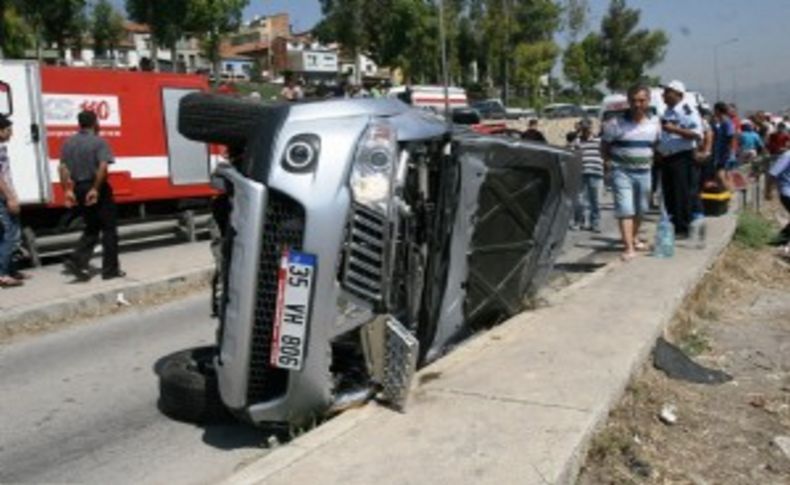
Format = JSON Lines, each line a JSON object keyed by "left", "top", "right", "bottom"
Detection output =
{"left": 657, "top": 80, "right": 703, "bottom": 237}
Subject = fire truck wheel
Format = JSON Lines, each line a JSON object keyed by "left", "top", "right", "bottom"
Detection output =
{"left": 178, "top": 93, "right": 271, "bottom": 147}
{"left": 156, "top": 346, "right": 230, "bottom": 424}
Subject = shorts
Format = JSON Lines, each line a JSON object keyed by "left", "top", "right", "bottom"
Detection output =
{"left": 612, "top": 165, "right": 651, "bottom": 218}
{"left": 715, "top": 158, "right": 738, "bottom": 171}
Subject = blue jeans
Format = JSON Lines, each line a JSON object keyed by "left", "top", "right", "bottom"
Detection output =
{"left": 575, "top": 174, "right": 603, "bottom": 227}
{"left": 0, "top": 199, "right": 21, "bottom": 277}
{"left": 613, "top": 166, "right": 651, "bottom": 218}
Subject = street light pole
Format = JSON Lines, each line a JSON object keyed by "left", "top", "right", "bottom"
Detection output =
{"left": 438, "top": 0, "right": 450, "bottom": 124}
{"left": 714, "top": 37, "right": 738, "bottom": 101}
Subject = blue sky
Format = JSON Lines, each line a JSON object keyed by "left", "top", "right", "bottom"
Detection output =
{"left": 112, "top": 0, "right": 790, "bottom": 109}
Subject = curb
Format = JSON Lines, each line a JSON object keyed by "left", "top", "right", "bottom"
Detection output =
{"left": 0, "top": 267, "right": 213, "bottom": 339}
{"left": 558, "top": 214, "right": 737, "bottom": 484}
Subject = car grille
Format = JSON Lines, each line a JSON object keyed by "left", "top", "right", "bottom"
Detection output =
{"left": 341, "top": 205, "right": 387, "bottom": 305}
{"left": 247, "top": 189, "right": 305, "bottom": 404}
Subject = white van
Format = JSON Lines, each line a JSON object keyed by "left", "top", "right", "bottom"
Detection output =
{"left": 387, "top": 85, "right": 469, "bottom": 111}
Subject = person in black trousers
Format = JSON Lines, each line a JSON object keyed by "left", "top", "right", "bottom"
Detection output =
{"left": 656, "top": 81, "right": 703, "bottom": 236}
{"left": 59, "top": 111, "right": 124, "bottom": 281}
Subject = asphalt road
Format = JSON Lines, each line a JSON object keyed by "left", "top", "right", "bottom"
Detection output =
{"left": 0, "top": 294, "right": 272, "bottom": 485}
{"left": 0, "top": 193, "right": 629, "bottom": 484}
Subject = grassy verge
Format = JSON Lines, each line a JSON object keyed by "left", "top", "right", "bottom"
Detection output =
{"left": 734, "top": 210, "right": 775, "bottom": 248}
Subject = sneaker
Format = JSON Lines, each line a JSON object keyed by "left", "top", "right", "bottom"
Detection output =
{"left": 102, "top": 270, "right": 127, "bottom": 280}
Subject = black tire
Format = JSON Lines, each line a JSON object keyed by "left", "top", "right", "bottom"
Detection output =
{"left": 178, "top": 93, "right": 283, "bottom": 147}
{"left": 156, "top": 346, "right": 230, "bottom": 424}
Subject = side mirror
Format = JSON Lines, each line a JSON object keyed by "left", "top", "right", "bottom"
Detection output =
{"left": 0, "top": 81, "right": 12, "bottom": 117}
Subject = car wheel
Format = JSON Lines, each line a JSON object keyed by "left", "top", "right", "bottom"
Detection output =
{"left": 156, "top": 346, "right": 230, "bottom": 424}
{"left": 178, "top": 93, "right": 286, "bottom": 147}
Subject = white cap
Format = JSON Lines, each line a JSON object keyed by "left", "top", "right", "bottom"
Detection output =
{"left": 661, "top": 80, "right": 686, "bottom": 94}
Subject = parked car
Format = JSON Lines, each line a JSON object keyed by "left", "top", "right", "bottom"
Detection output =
{"left": 582, "top": 105, "right": 601, "bottom": 118}
{"left": 506, "top": 106, "right": 537, "bottom": 120}
{"left": 542, "top": 103, "right": 585, "bottom": 119}
{"left": 471, "top": 99, "right": 507, "bottom": 120}
{"left": 158, "top": 95, "right": 580, "bottom": 427}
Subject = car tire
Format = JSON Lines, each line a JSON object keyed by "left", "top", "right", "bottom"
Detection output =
{"left": 156, "top": 346, "right": 230, "bottom": 424}
{"left": 178, "top": 93, "right": 283, "bottom": 147}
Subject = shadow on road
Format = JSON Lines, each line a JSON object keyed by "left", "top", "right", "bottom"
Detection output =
{"left": 554, "top": 261, "right": 608, "bottom": 273}
{"left": 201, "top": 423, "right": 273, "bottom": 450}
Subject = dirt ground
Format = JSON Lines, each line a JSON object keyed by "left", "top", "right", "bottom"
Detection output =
{"left": 578, "top": 212, "right": 790, "bottom": 484}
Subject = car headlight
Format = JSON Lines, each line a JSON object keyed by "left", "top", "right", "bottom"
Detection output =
{"left": 349, "top": 119, "right": 398, "bottom": 214}
{"left": 282, "top": 134, "right": 320, "bottom": 173}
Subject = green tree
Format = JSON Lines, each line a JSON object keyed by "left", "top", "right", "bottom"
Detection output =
{"left": 92, "top": 0, "right": 125, "bottom": 60}
{"left": 186, "top": 0, "right": 248, "bottom": 77}
{"left": 599, "top": 0, "right": 668, "bottom": 91}
{"left": 16, "top": 0, "right": 87, "bottom": 58}
{"left": 562, "top": 33, "right": 603, "bottom": 101}
{"left": 563, "top": 0, "right": 588, "bottom": 42}
{"left": 316, "top": 0, "right": 370, "bottom": 83}
{"left": 0, "top": 2, "right": 34, "bottom": 58}
{"left": 318, "top": 0, "right": 443, "bottom": 84}
{"left": 488, "top": 0, "right": 561, "bottom": 103}
{"left": 125, "top": 0, "right": 159, "bottom": 69}
{"left": 513, "top": 40, "right": 558, "bottom": 107}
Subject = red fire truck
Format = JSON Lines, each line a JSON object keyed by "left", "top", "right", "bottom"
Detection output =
{"left": 0, "top": 61, "right": 217, "bottom": 258}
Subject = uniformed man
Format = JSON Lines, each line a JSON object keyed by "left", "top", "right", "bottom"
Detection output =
{"left": 656, "top": 80, "right": 703, "bottom": 237}
{"left": 60, "top": 110, "right": 124, "bottom": 281}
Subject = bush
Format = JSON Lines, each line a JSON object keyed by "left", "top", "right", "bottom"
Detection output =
{"left": 734, "top": 211, "right": 775, "bottom": 248}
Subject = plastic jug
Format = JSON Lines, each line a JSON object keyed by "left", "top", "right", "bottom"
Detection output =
{"left": 654, "top": 216, "right": 675, "bottom": 258}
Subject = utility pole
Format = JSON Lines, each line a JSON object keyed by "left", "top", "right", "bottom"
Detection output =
{"left": 438, "top": 0, "right": 450, "bottom": 123}
{"left": 713, "top": 37, "right": 738, "bottom": 101}
{"left": 503, "top": 0, "right": 511, "bottom": 106}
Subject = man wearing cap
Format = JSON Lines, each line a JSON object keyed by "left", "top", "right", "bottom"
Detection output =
{"left": 59, "top": 110, "right": 124, "bottom": 281}
{"left": 0, "top": 114, "right": 24, "bottom": 287}
{"left": 657, "top": 80, "right": 703, "bottom": 237}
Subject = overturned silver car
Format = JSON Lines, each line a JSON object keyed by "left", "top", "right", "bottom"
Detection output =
{"left": 157, "top": 95, "right": 580, "bottom": 427}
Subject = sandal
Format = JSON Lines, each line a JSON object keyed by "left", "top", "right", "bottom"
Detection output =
{"left": 10, "top": 271, "right": 31, "bottom": 280}
{"left": 634, "top": 239, "right": 649, "bottom": 252}
{"left": 0, "top": 276, "right": 23, "bottom": 288}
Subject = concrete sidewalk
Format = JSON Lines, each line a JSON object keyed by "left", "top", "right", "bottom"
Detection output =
{"left": 225, "top": 214, "right": 736, "bottom": 485}
{"left": 0, "top": 241, "right": 213, "bottom": 337}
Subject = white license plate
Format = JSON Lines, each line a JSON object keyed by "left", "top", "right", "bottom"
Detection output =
{"left": 270, "top": 250, "right": 315, "bottom": 371}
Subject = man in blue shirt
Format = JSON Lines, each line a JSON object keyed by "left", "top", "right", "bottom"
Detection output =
{"left": 712, "top": 102, "right": 736, "bottom": 190}
{"left": 657, "top": 80, "right": 703, "bottom": 237}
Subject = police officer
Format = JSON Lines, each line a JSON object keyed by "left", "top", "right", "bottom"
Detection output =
{"left": 657, "top": 80, "right": 703, "bottom": 237}
{"left": 59, "top": 110, "right": 124, "bottom": 281}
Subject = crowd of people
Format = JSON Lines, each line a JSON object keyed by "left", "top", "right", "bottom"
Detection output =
{"left": 566, "top": 81, "right": 790, "bottom": 261}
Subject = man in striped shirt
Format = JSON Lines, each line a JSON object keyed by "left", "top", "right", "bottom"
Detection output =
{"left": 573, "top": 118, "right": 604, "bottom": 232}
{"left": 601, "top": 84, "right": 661, "bottom": 261}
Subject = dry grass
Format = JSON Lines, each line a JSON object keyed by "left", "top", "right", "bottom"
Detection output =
{"left": 578, "top": 204, "right": 790, "bottom": 484}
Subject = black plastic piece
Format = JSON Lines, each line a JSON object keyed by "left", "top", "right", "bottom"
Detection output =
{"left": 653, "top": 337, "right": 733, "bottom": 384}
